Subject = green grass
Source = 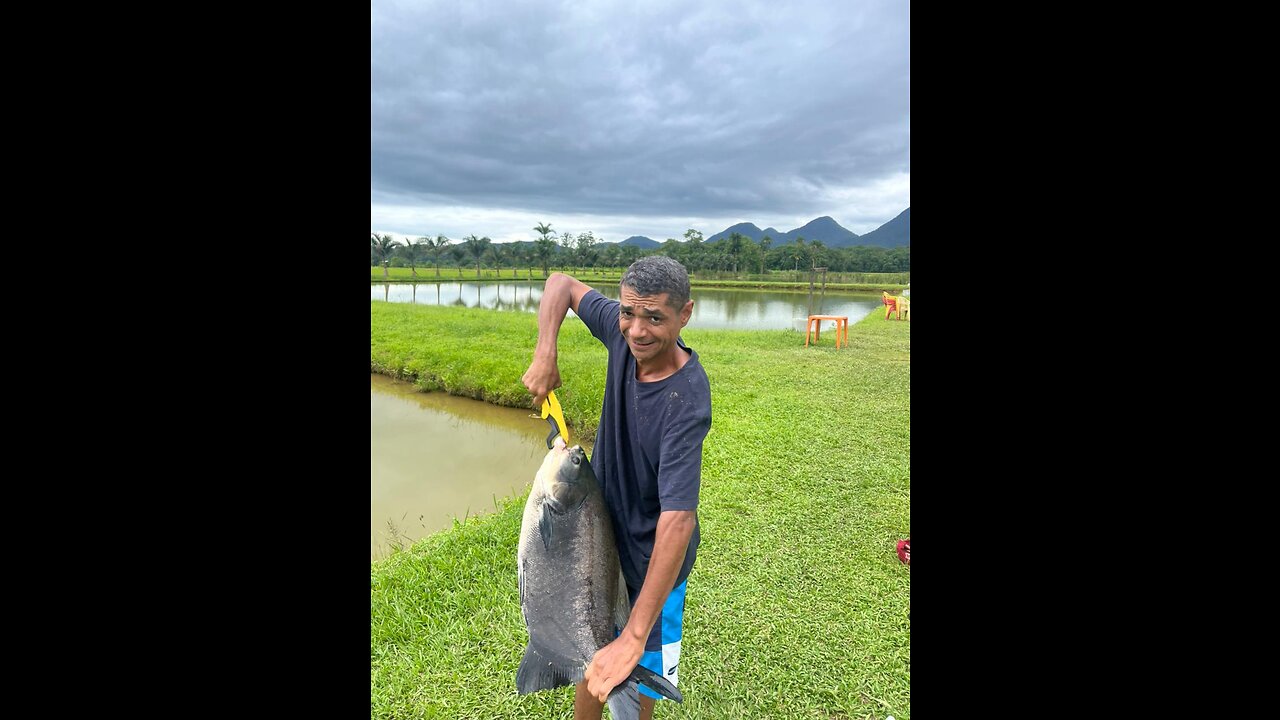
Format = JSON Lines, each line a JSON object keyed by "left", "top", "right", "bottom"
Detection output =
{"left": 371, "top": 302, "right": 910, "bottom": 719}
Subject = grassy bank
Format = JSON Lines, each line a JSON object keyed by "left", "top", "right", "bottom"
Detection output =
{"left": 371, "top": 302, "right": 911, "bottom": 719}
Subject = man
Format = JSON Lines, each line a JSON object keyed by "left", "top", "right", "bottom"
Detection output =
{"left": 522, "top": 256, "right": 711, "bottom": 720}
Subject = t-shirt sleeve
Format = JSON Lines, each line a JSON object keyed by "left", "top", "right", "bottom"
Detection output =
{"left": 576, "top": 289, "right": 620, "bottom": 345}
{"left": 657, "top": 394, "right": 711, "bottom": 511}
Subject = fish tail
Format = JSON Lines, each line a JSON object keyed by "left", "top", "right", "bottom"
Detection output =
{"left": 605, "top": 681, "right": 640, "bottom": 720}
{"left": 629, "top": 664, "right": 683, "bottom": 702}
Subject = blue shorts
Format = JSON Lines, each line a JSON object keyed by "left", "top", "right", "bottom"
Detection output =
{"left": 625, "top": 579, "right": 688, "bottom": 701}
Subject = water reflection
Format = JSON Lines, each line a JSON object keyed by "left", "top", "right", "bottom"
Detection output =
{"left": 371, "top": 281, "right": 882, "bottom": 329}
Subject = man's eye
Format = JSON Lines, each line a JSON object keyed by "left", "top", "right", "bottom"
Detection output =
{"left": 650, "top": 316, "right": 662, "bottom": 324}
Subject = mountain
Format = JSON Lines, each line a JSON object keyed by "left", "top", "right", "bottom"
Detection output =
{"left": 704, "top": 211, "right": 908, "bottom": 248}
{"left": 706, "top": 221, "right": 762, "bottom": 243}
{"left": 489, "top": 209, "right": 907, "bottom": 250}
{"left": 618, "top": 235, "right": 659, "bottom": 249}
{"left": 854, "top": 208, "right": 910, "bottom": 248}
{"left": 705, "top": 216, "right": 860, "bottom": 247}
{"left": 786, "top": 216, "right": 860, "bottom": 247}
{"left": 705, "top": 222, "right": 766, "bottom": 243}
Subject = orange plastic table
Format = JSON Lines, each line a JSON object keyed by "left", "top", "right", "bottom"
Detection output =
{"left": 805, "top": 315, "right": 849, "bottom": 348}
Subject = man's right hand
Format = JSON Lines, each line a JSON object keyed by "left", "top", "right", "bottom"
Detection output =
{"left": 522, "top": 357, "right": 562, "bottom": 408}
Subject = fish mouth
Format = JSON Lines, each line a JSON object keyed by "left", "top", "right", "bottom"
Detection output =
{"left": 551, "top": 437, "right": 583, "bottom": 457}
{"left": 551, "top": 445, "right": 589, "bottom": 494}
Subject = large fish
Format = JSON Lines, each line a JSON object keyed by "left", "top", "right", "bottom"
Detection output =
{"left": 517, "top": 438, "right": 683, "bottom": 719}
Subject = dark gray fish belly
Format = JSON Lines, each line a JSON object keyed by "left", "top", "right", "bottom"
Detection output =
{"left": 517, "top": 489, "right": 624, "bottom": 694}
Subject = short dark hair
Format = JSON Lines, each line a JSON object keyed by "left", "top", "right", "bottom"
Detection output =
{"left": 620, "top": 256, "right": 691, "bottom": 310}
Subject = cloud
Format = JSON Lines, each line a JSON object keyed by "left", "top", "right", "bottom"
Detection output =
{"left": 372, "top": 0, "right": 909, "bottom": 242}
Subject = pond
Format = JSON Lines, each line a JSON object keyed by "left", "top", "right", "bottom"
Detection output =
{"left": 371, "top": 281, "right": 882, "bottom": 330}
{"left": 370, "top": 373, "right": 556, "bottom": 561}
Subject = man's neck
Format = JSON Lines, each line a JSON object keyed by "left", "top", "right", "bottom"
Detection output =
{"left": 635, "top": 345, "right": 690, "bottom": 383}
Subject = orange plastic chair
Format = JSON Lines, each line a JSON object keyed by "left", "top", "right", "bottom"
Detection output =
{"left": 882, "top": 291, "right": 909, "bottom": 321}
{"left": 882, "top": 292, "right": 899, "bottom": 319}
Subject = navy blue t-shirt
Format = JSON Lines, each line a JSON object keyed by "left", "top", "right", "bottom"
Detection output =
{"left": 576, "top": 289, "right": 712, "bottom": 590}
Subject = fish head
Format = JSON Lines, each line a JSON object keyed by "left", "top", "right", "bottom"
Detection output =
{"left": 534, "top": 436, "right": 597, "bottom": 511}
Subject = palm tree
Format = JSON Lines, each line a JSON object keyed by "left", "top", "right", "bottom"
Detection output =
{"left": 494, "top": 243, "right": 512, "bottom": 278}
{"left": 463, "top": 234, "right": 491, "bottom": 279}
{"left": 534, "top": 237, "right": 555, "bottom": 277}
{"left": 809, "top": 240, "right": 827, "bottom": 271}
{"left": 533, "top": 222, "right": 557, "bottom": 278}
{"left": 534, "top": 222, "right": 556, "bottom": 245}
{"left": 791, "top": 237, "right": 807, "bottom": 273}
{"left": 759, "top": 235, "right": 772, "bottom": 276}
{"left": 427, "top": 235, "right": 450, "bottom": 278}
{"left": 505, "top": 244, "right": 522, "bottom": 280}
{"left": 449, "top": 245, "right": 468, "bottom": 277}
{"left": 482, "top": 247, "right": 501, "bottom": 279}
{"left": 728, "top": 232, "right": 746, "bottom": 276}
{"left": 402, "top": 238, "right": 428, "bottom": 277}
{"left": 371, "top": 233, "right": 400, "bottom": 278}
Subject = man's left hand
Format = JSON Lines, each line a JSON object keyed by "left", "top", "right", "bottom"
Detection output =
{"left": 584, "top": 636, "right": 645, "bottom": 703}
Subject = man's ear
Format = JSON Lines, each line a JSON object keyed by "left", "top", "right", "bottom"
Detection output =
{"left": 680, "top": 300, "right": 694, "bottom": 327}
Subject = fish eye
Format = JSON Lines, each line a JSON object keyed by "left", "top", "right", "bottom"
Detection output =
{"left": 571, "top": 455, "right": 580, "bottom": 465}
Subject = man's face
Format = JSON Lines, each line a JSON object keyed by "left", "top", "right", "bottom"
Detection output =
{"left": 618, "top": 287, "right": 694, "bottom": 364}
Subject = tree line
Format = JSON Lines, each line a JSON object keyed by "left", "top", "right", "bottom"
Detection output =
{"left": 371, "top": 224, "right": 909, "bottom": 279}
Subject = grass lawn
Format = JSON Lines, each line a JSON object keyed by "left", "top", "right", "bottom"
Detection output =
{"left": 371, "top": 301, "right": 910, "bottom": 719}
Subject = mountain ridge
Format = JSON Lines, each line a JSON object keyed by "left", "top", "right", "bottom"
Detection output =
{"left": 702, "top": 209, "right": 909, "bottom": 248}
{"left": 588, "top": 208, "right": 910, "bottom": 249}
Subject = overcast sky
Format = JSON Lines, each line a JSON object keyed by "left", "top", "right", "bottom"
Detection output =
{"left": 371, "top": 0, "right": 909, "bottom": 245}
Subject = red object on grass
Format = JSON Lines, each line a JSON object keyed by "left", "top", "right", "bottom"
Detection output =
{"left": 896, "top": 538, "right": 910, "bottom": 565}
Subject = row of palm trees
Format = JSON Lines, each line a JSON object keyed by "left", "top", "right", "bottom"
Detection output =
{"left": 370, "top": 232, "right": 498, "bottom": 279}
{"left": 372, "top": 223, "right": 910, "bottom": 278}
{"left": 371, "top": 223, "right": 642, "bottom": 279}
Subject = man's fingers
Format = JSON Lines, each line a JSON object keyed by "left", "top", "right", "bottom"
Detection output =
{"left": 583, "top": 661, "right": 612, "bottom": 704}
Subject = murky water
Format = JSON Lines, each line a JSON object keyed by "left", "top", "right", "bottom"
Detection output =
{"left": 370, "top": 373, "right": 558, "bottom": 561}
{"left": 371, "top": 281, "right": 882, "bottom": 329}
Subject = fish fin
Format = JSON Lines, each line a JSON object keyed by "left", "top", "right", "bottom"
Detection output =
{"left": 612, "top": 569, "right": 631, "bottom": 632}
{"left": 517, "top": 559, "right": 527, "bottom": 624}
{"left": 539, "top": 502, "right": 553, "bottom": 550}
{"left": 605, "top": 680, "right": 640, "bottom": 720}
{"left": 628, "top": 664, "right": 684, "bottom": 703}
{"left": 515, "top": 643, "right": 584, "bottom": 694}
